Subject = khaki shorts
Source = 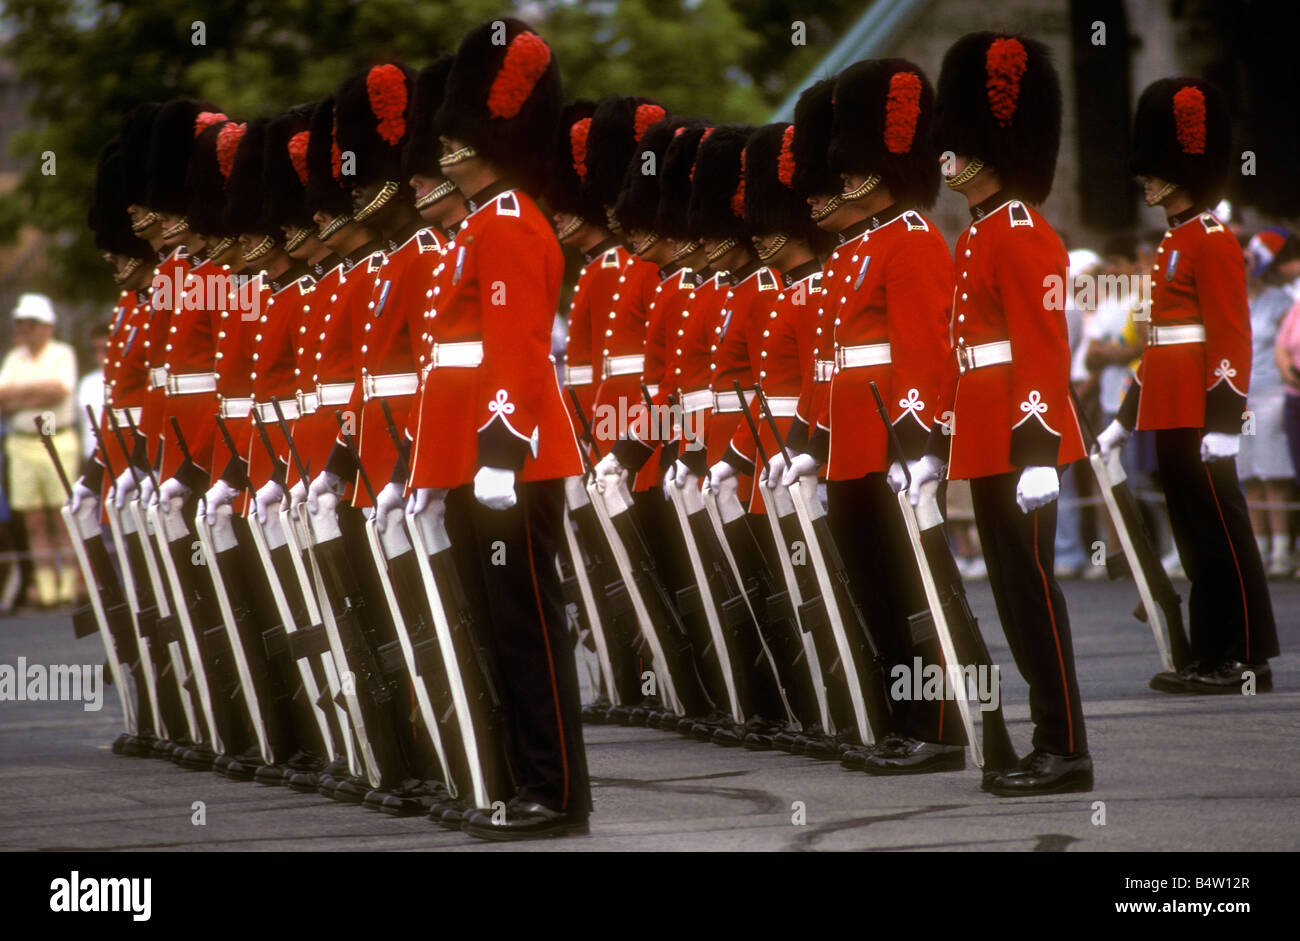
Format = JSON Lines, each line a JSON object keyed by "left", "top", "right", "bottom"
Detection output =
{"left": 6, "top": 430, "right": 79, "bottom": 513}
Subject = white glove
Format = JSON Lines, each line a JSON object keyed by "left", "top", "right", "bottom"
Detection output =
{"left": 1096, "top": 419, "right": 1131, "bottom": 461}
{"left": 764, "top": 451, "right": 788, "bottom": 490}
{"left": 407, "top": 487, "right": 433, "bottom": 517}
{"left": 1200, "top": 432, "right": 1240, "bottom": 462}
{"left": 781, "top": 452, "right": 819, "bottom": 487}
{"left": 288, "top": 479, "right": 308, "bottom": 510}
{"left": 112, "top": 467, "right": 138, "bottom": 509}
{"left": 474, "top": 466, "right": 517, "bottom": 510}
{"left": 202, "top": 479, "right": 240, "bottom": 526}
{"left": 70, "top": 478, "right": 99, "bottom": 514}
{"left": 886, "top": 461, "right": 908, "bottom": 494}
{"left": 1016, "top": 465, "right": 1059, "bottom": 514}
{"left": 593, "top": 452, "right": 626, "bottom": 494}
{"left": 374, "top": 481, "right": 406, "bottom": 534}
{"left": 670, "top": 459, "right": 691, "bottom": 489}
{"left": 254, "top": 480, "right": 285, "bottom": 525}
{"left": 708, "top": 461, "right": 736, "bottom": 492}
{"left": 307, "top": 470, "right": 345, "bottom": 515}
{"left": 158, "top": 476, "right": 191, "bottom": 511}
{"left": 906, "top": 454, "right": 946, "bottom": 507}
{"left": 138, "top": 474, "right": 157, "bottom": 507}
{"left": 661, "top": 460, "right": 676, "bottom": 499}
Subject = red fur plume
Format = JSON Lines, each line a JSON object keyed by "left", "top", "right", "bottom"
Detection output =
{"left": 985, "top": 37, "right": 1028, "bottom": 127}
{"left": 194, "top": 111, "right": 228, "bottom": 137}
{"left": 288, "top": 131, "right": 310, "bottom": 186}
{"left": 1172, "top": 85, "right": 1207, "bottom": 155}
{"left": 487, "top": 31, "right": 551, "bottom": 120}
{"left": 689, "top": 127, "right": 715, "bottom": 183}
{"left": 883, "top": 72, "right": 922, "bottom": 154}
{"left": 777, "top": 124, "right": 796, "bottom": 188}
{"left": 731, "top": 150, "right": 746, "bottom": 218}
{"left": 367, "top": 64, "right": 408, "bottom": 145}
{"left": 570, "top": 117, "right": 591, "bottom": 180}
{"left": 216, "top": 122, "right": 246, "bottom": 183}
{"left": 331, "top": 112, "right": 342, "bottom": 181}
{"left": 634, "top": 104, "right": 666, "bottom": 143}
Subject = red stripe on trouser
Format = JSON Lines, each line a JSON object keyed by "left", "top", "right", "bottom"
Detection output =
{"left": 524, "top": 506, "right": 570, "bottom": 811}
{"left": 1205, "top": 466, "right": 1251, "bottom": 660}
{"left": 1032, "top": 513, "right": 1074, "bottom": 754}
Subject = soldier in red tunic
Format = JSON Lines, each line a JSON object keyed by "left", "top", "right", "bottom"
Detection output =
{"left": 410, "top": 19, "right": 590, "bottom": 840}
{"left": 915, "top": 33, "right": 1093, "bottom": 795}
{"left": 1098, "top": 78, "right": 1278, "bottom": 693}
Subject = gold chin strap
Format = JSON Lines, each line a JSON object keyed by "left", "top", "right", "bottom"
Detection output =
{"left": 556, "top": 216, "right": 584, "bottom": 240}
{"left": 242, "top": 235, "right": 276, "bottom": 263}
{"left": 755, "top": 233, "right": 789, "bottom": 262}
{"left": 207, "top": 236, "right": 237, "bottom": 260}
{"left": 944, "top": 157, "right": 985, "bottom": 189}
{"left": 113, "top": 258, "right": 143, "bottom": 284}
{"left": 706, "top": 238, "right": 737, "bottom": 264}
{"left": 632, "top": 233, "right": 659, "bottom": 255}
{"left": 352, "top": 181, "right": 401, "bottom": 222}
{"left": 318, "top": 212, "right": 352, "bottom": 241}
{"left": 283, "top": 226, "right": 311, "bottom": 253}
{"left": 670, "top": 240, "right": 702, "bottom": 263}
{"left": 1146, "top": 181, "right": 1179, "bottom": 207}
{"left": 439, "top": 144, "right": 478, "bottom": 168}
{"left": 811, "top": 194, "right": 842, "bottom": 222}
{"left": 161, "top": 216, "right": 190, "bottom": 239}
{"left": 415, "top": 179, "right": 458, "bottom": 211}
{"left": 841, "top": 173, "right": 882, "bottom": 202}
{"left": 130, "top": 211, "right": 159, "bottom": 233}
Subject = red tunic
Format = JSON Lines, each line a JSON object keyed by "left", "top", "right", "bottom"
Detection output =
{"left": 101, "top": 289, "right": 151, "bottom": 488}
{"left": 589, "top": 253, "right": 658, "bottom": 457}
{"left": 248, "top": 270, "right": 315, "bottom": 488}
{"left": 142, "top": 248, "right": 190, "bottom": 463}
{"left": 563, "top": 238, "right": 626, "bottom": 436}
{"left": 159, "top": 257, "right": 221, "bottom": 481}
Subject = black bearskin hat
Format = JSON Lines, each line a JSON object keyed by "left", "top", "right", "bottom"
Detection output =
{"left": 612, "top": 116, "right": 681, "bottom": 233}
{"left": 305, "top": 96, "right": 352, "bottom": 216}
{"left": 334, "top": 62, "right": 416, "bottom": 185}
{"left": 545, "top": 99, "right": 605, "bottom": 225}
{"left": 404, "top": 56, "right": 455, "bottom": 178}
{"left": 185, "top": 119, "right": 243, "bottom": 237}
{"left": 790, "top": 78, "right": 840, "bottom": 198}
{"left": 933, "top": 32, "right": 1061, "bottom": 204}
{"left": 829, "top": 59, "right": 939, "bottom": 208}
{"left": 434, "top": 18, "right": 563, "bottom": 196}
{"left": 224, "top": 117, "right": 271, "bottom": 234}
{"left": 1131, "top": 77, "right": 1232, "bottom": 205}
{"left": 655, "top": 121, "right": 711, "bottom": 241}
{"left": 689, "top": 125, "right": 753, "bottom": 241}
{"left": 583, "top": 94, "right": 669, "bottom": 212}
{"left": 265, "top": 105, "right": 316, "bottom": 230}
{"left": 743, "top": 122, "right": 826, "bottom": 241}
{"left": 90, "top": 139, "right": 153, "bottom": 259}
{"left": 146, "top": 98, "right": 227, "bottom": 214}
{"left": 118, "top": 102, "right": 162, "bottom": 208}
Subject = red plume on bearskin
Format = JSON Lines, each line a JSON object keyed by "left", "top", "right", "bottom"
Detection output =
{"left": 581, "top": 94, "right": 668, "bottom": 210}
{"left": 367, "top": 64, "right": 409, "bottom": 144}
{"left": 265, "top": 103, "right": 318, "bottom": 229}
{"left": 1131, "top": 77, "right": 1230, "bottom": 204}
{"left": 544, "top": 99, "right": 604, "bottom": 225}
{"left": 689, "top": 124, "right": 753, "bottom": 241}
{"left": 487, "top": 31, "right": 552, "bottom": 119}
{"left": 288, "top": 132, "right": 310, "bottom": 185}
{"left": 336, "top": 62, "right": 415, "bottom": 184}
{"left": 742, "top": 122, "right": 825, "bottom": 244}
{"left": 571, "top": 118, "right": 591, "bottom": 180}
{"left": 305, "top": 96, "right": 352, "bottom": 216}
{"left": 217, "top": 122, "right": 246, "bottom": 184}
{"left": 185, "top": 119, "right": 237, "bottom": 236}
{"left": 829, "top": 59, "right": 939, "bottom": 208}
{"left": 689, "top": 126, "right": 717, "bottom": 183}
{"left": 985, "top": 38, "right": 1027, "bottom": 128}
{"left": 777, "top": 124, "right": 796, "bottom": 187}
{"left": 634, "top": 103, "right": 666, "bottom": 142}
{"left": 731, "top": 150, "right": 746, "bottom": 218}
{"left": 195, "top": 111, "right": 229, "bottom": 137}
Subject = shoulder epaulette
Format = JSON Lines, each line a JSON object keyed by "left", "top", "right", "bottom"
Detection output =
{"left": 601, "top": 248, "right": 621, "bottom": 268}
{"left": 808, "top": 272, "right": 823, "bottom": 293}
{"left": 758, "top": 268, "right": 779, "bottom": 292}
{"left": 297, "top": 274, "right": 316, "bottom": 291}
{"left": 417, "top": 229, "right": 441, "bottom": 253}
{"left": 1008, "top": 202, "right": 1034, "bottom": 227}
{"left": 903, "top": 210, "right": 929, "bottom": 231}
{"left": 677, "top": 269, "right": 694, "bottom": 289}
{"left": 496, "top": 192, "right": 520, "bottom": 217}
{"left": 1200, "top": 213, "right": 1225, "bottom": 233}
{"left": 366, "top": 251, "right": 385, "bottom": 273}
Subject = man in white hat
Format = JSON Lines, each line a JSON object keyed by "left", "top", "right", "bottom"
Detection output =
{"left": 0, "top": 293, "right": 80, "bottom": 606}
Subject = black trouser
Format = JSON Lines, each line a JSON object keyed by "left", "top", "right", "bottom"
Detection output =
{"left": 827, "top": 474, "right": 964, "bottom": 746}
{"left": 448, "top": 480, "right": 591, "bottom": 816}
{"left": 1155, "top": 428, "right": 1278, "bottom": 667}
{"left": 970, "top": 471, "right": 1087, "bottom": 757}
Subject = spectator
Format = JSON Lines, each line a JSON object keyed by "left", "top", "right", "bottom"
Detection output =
{"left": 1240, "top": 235, "right": 1300, "bottom": 577}
{"left": 77, "top": 322, "right": 110, "bottom": 461}
{"left": 1273, "top": 262, "right": 1300, "bottom": 579}
{"left": 1055, "top": 248, "right": 1100, "bottom": 578}
{"left": 0, "top": 294, "right": 80, "bottom": 607}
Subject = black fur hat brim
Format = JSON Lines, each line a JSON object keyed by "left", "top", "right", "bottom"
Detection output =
{"left": 1132, "top": 77, "right": 1231, "bottom": 205}
{"left": 265, "top": 104, "right": 316, "bottom": 230}
{"left": 305, "top": 97, "right": 352, "bottom": 217}
{"left": 91, "top": 139, "right": 153, "bottom": 259}
{"left": 613, "top": 117, "right": 681, "bottom": 233}
{"left": 689, "top": 125, "right": 753, "bottom": 241}
{"left": 147, "top": 98, "right": 224, "bottom": 214}
{"left": 118, "top": 102, "right": 161, "bottom": 207}
{"left": 224, "top": 117, "right": 271, "bottom": 234}
{"left": 743, "top": 122, "right": 822, "bottom": 239}
{"left": 186, "top": 121, "right": 236, "bottom": 237}
{"left": 655, "top": 121, "right": 710, "bottom": 241}
{"left": 791, "top": 78, "right": 841, "bottom": 198}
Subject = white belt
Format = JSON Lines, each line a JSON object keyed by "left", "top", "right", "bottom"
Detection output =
{"left": 835, "top": 342, "right": 892, "bottom": 369}
{"left": 712, "top": 388, "right": 756, "bottom": 414}
{"left": 956, "top": 339, "right": 1012, "bottom": 374}
{"left": 604, "top": 353, "right": 645, "bottom": 379}
{"left": 364, "top": 372, "right": 419, "bottom": 400}
{"left": 110, "top": 406, "right": 143, "bottom": 426}
{"left": 148, "top": 366, "right": 168, "bottom": 390}
{"left": 295, "top": 391, "right": 319, "bottom": 415}
{"left": 679, "top": 388, "right": 713, "bottom": 412}
{"left": 166, "top": 371, "right": 217, "bottom": 395}
{"left": 565, "top": 364, "right": 594, "bottom": 386}
{"left": 256, "top": 400, "right": 300, "bottom": 422}
{"left": 1149, "top": 323, "right": 1205, "bottom": 347}
{"left": 316, "top": 381, "right": 354, "bottom": 407}
{"left": 219, "top": 396, "right": 253, "bottom": 419}
{"left": 759, "top": 395, "right": 798, "bottom": 418}
{"left": 431, "top": 341, "right": 484, "bottom": 368}
{"left": 814, "top": 359, "right": 835, "bottom": 383}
